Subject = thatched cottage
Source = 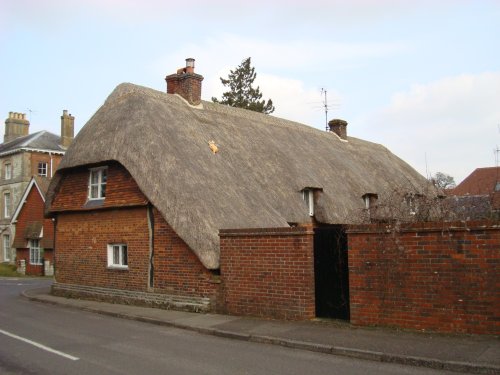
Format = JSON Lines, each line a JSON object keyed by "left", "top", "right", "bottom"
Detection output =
{"left": 45, "top": 59, "right": 428, "bottom": 320}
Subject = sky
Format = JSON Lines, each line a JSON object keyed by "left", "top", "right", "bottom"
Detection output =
{"left": 1, "top": 0, "right": 499, "bottom": 184}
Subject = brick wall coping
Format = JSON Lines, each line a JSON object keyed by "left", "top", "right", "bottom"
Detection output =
{"left": 346, "top": 220, "right": 499, "bottom": 234}
{"left": 219, "top": 226, "right": 314, "bottom": 237}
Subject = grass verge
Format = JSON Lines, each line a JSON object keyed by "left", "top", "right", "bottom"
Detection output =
{"left": 0, "top": 263, "right": 20, "bottom": 277}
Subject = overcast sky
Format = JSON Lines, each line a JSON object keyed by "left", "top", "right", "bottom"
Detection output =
{"left": 1, "top": 0, "right": 499, "bottom": 183}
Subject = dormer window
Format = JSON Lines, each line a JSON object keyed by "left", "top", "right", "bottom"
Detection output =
{"left": 405, "top": 192, "right": 423, "bottom": 215}
{"left": 362, "top": 193, "right": 378, "bottom": 210}
{"left": 303, "top": 189, "right": 314, "bottom": 216}
{"left": 301, "top": 187, "right": 322, "bottom": 217}
{"left": 88, "top": 167, "right": 107, "bottom": 200}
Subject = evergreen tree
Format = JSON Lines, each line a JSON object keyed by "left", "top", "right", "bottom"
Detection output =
{"left": 212, "top": 57, "right": 275, "bottom": 114}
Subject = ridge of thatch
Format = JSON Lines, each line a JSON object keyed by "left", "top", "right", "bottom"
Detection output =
{"left": 46, "top": 83, "right": 428, "bottom": 269}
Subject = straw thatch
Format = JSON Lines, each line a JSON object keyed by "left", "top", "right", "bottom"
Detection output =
{"left": 46, "top": 83, "right": 428, "bottom": 269}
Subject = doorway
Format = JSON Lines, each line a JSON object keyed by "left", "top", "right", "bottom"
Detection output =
{"left": 313, "top": 225, "right": 350, "bottom": 320}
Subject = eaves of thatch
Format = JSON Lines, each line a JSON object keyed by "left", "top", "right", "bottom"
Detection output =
{"left": 45, "top": 83, "right": 428, "bottom": 269}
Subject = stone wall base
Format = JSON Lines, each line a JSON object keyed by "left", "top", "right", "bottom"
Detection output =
{"left": 51, "top": 282, "right": 211, "bottom": 313}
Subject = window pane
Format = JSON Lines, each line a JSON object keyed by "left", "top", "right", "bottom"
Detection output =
{"left": 4, "top": 193, "right": 10, "bottom": 217}
{"left": 91, "top": 170, "right": 99, "bottom": 184}
{"left": 100, "top": 184, "right": 106, "bottom": 198}
{"left": 122, "top": 246, "right": 127, "bottom": 266}
{"left": 90, "top": 185, "right": 99, "bottom": 198}
{"left": 101, "top": 169, "right": 107, "bottom": 183}
{"left": 3, "top": 235, "right": 10, "bottom": 261}
{"left": 113, "top": 245, "right": 120, "bottom": 265}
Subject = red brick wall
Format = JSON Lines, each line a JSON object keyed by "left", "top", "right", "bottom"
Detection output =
{"left": 30, "top": 153, "right": 63, "bottom": 177}
{"left": 51, "top": 162, "right": 148, "bottom": 211}
{"left": 348, "top": 221, "right": 500, "bottom": 335}
{"left": 14, "top": 184, "right": 44, "bottom": 245}
{"left": 54, "top": 207, "right": 219, "bottom": 301}
{"left": 152, "top": 208, "right": 219, "bottom": 300}
{"left": 219, "top": 227, "right": 315, "bottom": 320}
{"left": 55, "top": 207, "right": 151, "bottom": 290}
{"left": 13, "top": 180, "right": 55, "bottom": 276}
{"left": 16, "top": 248, "right": 53, "bottom": 276}
{"left": 14, "top": 182, "right": 55, "bottom": 247}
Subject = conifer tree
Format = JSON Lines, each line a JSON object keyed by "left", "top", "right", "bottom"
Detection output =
{"left": 212, "top": 57, "right": 275, "bottom": 114}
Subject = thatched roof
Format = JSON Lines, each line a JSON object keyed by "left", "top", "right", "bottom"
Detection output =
{"left": 46, "top": 83, "right": 428, "bottom": 269}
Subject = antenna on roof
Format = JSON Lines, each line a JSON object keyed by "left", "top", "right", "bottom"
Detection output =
{"left": 26, "top": 108, "right": 37, "bottom": 122}
{"left": 495, "top": 124, "right": 500, "bottom": 167}
{"left": 321, "top": 88, "right": 328, "bottom": 131}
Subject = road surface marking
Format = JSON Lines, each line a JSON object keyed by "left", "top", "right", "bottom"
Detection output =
{"left": 0, "top": 328, "right": 79, "bottom": 361}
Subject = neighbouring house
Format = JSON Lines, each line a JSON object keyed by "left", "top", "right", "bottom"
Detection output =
{"left": 0, "top": 110, "right": 74, "bottom": 265}
{"left": 11, "top": 176, "right": 54, "bottom": 276}
{"left": 45, "top": 58, "right": 429, "bottom": 318}
{"left": 448, "top": 167, "right": 500, "bottom": 216}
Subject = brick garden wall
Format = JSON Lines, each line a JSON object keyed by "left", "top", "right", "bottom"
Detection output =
{"left": 219, "top": 227, "right": 315, "bottom": 320}
{"left": 347, "top": 221, "right": 500, "bottom": 335}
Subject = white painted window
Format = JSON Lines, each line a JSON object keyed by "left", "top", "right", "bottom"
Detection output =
{"left": 4, "top": 163, "right": 12, "bottom": 180}
{"left": 88, "top": 167, "right": 107, "bottom": 200}
{"left": 302, "top": 189, "right": 315, "bottom": 216}
{"left": 38, "top": 162, "right": 48, "bottom": 177}
{"left": 3, "top": 234, "right": 10, "bottom": 262}
{"left": 4, "top": 192, "right": 11, "bottom": 218}
{"left": 107, "top": 244, "right": 128, "bottom": 268}
{"left": 29, "top": 239, "right": 42, "bottom": 265}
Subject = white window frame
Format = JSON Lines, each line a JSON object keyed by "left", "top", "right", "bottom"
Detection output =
{"left": 29, "top": 239, "right": 42, "bottom": 265}
{"left": 4, "top": 163, "right": 12, "bottom": 180}
{"left": 4, "top": 192, "right": 11, "bottom": 218}
{"left": 88, "top": 167, "right": 108, "bottom": 200}
{"left": 3, "top": 234, "right": 10, "bottom": 262}
{"left": 107, "top": 244, "right": 128, "bottom": 269}
{"left": 38, "top": 162, "right": 48, "bottom": 177}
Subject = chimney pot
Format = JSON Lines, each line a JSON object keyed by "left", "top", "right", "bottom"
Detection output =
{"left": 165, "top": 57, "right": 204, "bottom": 106}
{"left": 328, "top": 119, "right": 348, "bottom": 140}
{"left": 186, "top": 58, "right": 195, "bottom": 68}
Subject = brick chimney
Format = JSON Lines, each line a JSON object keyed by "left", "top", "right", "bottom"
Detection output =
{"left": 60, "top": 110, "right": 74, "bottom": 148}
{"left": 4, "top": 112, "right": 30, "bottom": 143}
{"left": 328, "top": 119, "right": 348, "bottom": 140}
{"left": 165, "top": 58, "right": 204, "bottom": 105}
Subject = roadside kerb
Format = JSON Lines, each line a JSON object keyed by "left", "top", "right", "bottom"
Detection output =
{"left": 22, "top": 289, "right": 500, "bottom": 375}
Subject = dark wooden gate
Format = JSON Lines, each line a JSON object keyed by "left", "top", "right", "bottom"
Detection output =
{"left": 313, "top": 225, "right": 350, "bottom": 320}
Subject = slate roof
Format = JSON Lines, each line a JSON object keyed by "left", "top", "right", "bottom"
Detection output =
{"left": 0, "top": 131, "right": 65, "bottom": 156}
{"left": 452, "top": 167, "right": 500, "bottom": 210}
{"left": 46, "top": 83, "right": 430, "bottom": 269}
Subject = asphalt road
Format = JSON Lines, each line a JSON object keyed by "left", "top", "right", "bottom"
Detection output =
{"left": 0, "top": 278, "right": 460, "bottom": 375}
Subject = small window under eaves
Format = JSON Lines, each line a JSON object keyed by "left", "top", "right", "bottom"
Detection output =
{"left": 301, "top": 187, "right": 322, "bottom": 217}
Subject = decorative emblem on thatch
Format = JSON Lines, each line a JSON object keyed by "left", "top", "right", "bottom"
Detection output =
{"left": 208, "top": 140, "right": 219, "bottom": 154}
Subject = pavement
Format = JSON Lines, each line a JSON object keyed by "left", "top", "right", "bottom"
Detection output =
{"left": 23, "top": 286, "right": 499, "bottom": 375}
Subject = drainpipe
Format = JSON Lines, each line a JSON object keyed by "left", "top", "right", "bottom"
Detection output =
{"left": 147, "top": 204, "right": 155, "bottom": 290}
{"left": 49, "top": 152, "right": 53, "bottom": 178}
